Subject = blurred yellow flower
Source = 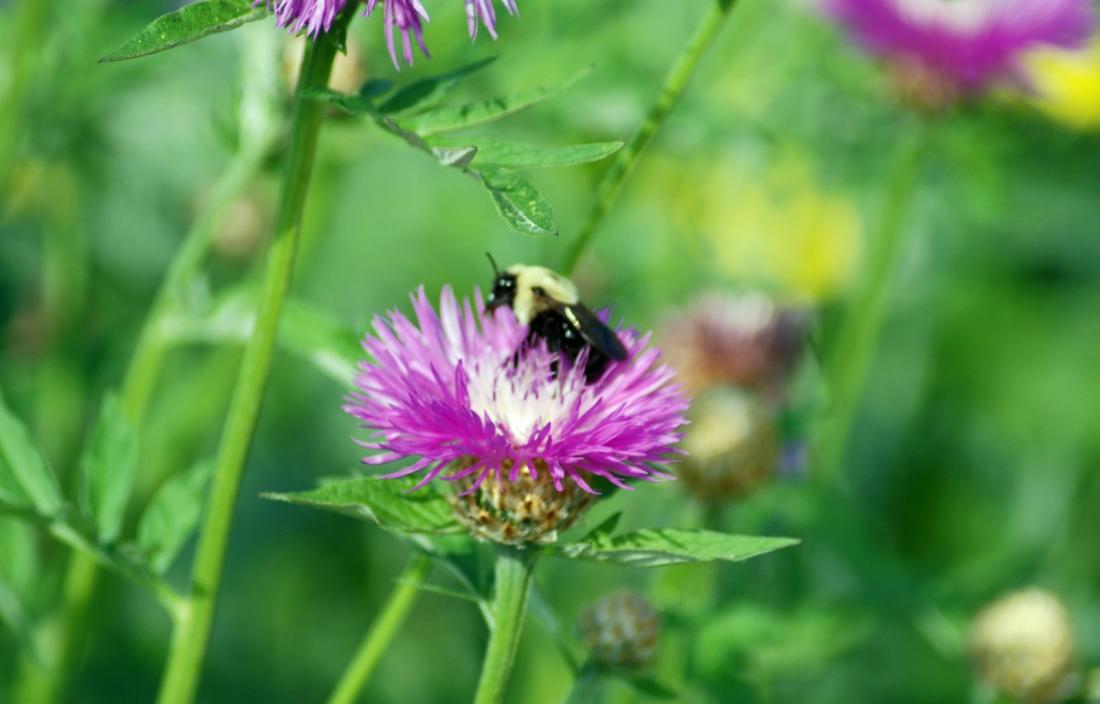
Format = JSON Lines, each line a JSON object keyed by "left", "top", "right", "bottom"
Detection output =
{"left": 1024, "top": 38, "right": 1100, "bottom": 130}
{"left": 702, "top": 158, "right": 863, "bottom": 303}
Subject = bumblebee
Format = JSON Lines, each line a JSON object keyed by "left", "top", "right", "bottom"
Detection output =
{"left": 486, "top": 256, "right": 628, "bottom": 382}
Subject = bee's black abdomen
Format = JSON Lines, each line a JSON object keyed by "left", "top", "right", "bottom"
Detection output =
{"left": 527, "top": 311, "right": 611, "bottom": 382}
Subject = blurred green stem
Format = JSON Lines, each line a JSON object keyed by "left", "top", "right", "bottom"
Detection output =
{"left": 154, "top": 18, "right": 346, "bottom": 704}
{"left": 474, "top": 549, "right": 536, "bottom": 704}
{"left": 0, "top": 0, "right": 48, "bottom": 179}
{"left": 13, "top": 27, "right": 283, "bottom": 704}
{"left": 326, "top": 555, "right": 433, "bottom": 704}
{"left": 561, "top": 0, "right": 736, "bottom": 274}
{"left": 562, "top": 662, "right": 605, "bottom": 704}
{"left": 816, "top": 130, "right": 926, "bottom": 481}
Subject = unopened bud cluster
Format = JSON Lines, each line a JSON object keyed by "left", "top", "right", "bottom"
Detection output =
{"left": 448, "top": 459, "right": 594, "bottom": 546}
{"left": 578, "top": 591, "right": 661, "bottom": 670}
{"left": 970, "top": 588, "right": 1076, "bottom": 703}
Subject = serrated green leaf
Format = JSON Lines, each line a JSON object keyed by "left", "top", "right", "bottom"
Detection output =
{"left": 137, "top": 460, "right": 213, "bottom": 573}
{"left": 262, "top": 476, "right": 460, "bottom": 536}
{"left": 432, "top": 138, "right": 623, "bottom": 169}
{"left": 100, "top": 0, "right": 267, "bottom": 63}
{"left": 378, "top": 57, "right": 497, "bottom": 115}
{"left": 399, "top": 66, "right": 592, "bottom": 135}
{"left": 81, "top": 394, "right": 137, "bottom": 544}
{"left": 553, "top": 529, "right": 798, "bottom": 567}
{"left": 474, "top": 168, "right": 557, "bottom": 237}
{"left": 0, "top": 390, "right": 62, "bottom": 515}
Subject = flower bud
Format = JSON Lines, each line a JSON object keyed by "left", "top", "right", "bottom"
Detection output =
{"left": 578, "top": 591, "right": 661, "bottom": 670}
{"left": 448, "top": 459, "right": 594, "bottom": 546}
{"left": 970, "top": 588, "right": 1075, "bottom": 703}
{"left": 679, "top": 387, "right": 778, "bottom": 504}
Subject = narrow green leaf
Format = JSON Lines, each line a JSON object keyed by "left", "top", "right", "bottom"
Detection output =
{"left": 305, "top": 88, "right": 378, "bottom": 116}
{"left": 432, "top": 138, "right": 623, "bottom": 169}
{"left": 399, "top": 66, "right": 593, "bottom": 135}
{"left": 262, "top": 476, "right": 460, "bottom": 536}
{"left": 137, "top": 460, "right": 213, "bottom": 573}
{"left": 100, "top": 0, "right": 267, "bottom": 63}
{"left": 378, "top": 57, "right": 497, "bottom": 115}
{"left": 474, "top": 168, "right": 557, "bottom": 237}
{"left": 553, "top": 529, "right": 799, "bottom": 567}
{"left": 0, "top": 390, "right": 62, "bottom": 515}
{"left": 621, "top": 674, "right": 678, "bottom": 700}
{"left": 81, "top": 394, "right": 137, "bottom": 543}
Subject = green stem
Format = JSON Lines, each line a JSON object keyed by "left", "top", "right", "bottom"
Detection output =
{"left": 154, "top": 22, "right": 345, "bottom": 704}
{"left": 561, "top": 0, "right": 736, "bottom": 275}
{"left": 326, "top": 556, "right": 433, "bottom": 704}
{"left": 473, "top": 549, "right": 537, "bottom": 704}
{"left": 562, "top": 662, "right": 604, "bottom": 704}
{"left": 815, "top": 131, "right": 926, "bottom": 481}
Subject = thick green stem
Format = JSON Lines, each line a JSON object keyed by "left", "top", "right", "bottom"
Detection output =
{"left": 561, "top": 0, "right": 736, "bottom": 275}
{"left": 815, "top": 132, "right": 925, "bottom": 481}
{"left": 326, "top": 556, "right": 433, "bottom": 704}
{"left": 474, "top": 549, "right": 536, "bottom": 704}
{"left": 153, "top": 24, "right": 344, "bottom": 704}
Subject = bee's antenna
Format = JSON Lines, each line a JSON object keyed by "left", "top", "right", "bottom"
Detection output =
{"left": 485, "top": 252, "right": 500, "bottom": 276}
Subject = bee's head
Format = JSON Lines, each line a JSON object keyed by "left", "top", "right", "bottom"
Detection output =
{"left": 487, "top": 271, "right": 517, "bottom": 311}
{"left": 485, "top": 253, "right": 517, "bottom": 311}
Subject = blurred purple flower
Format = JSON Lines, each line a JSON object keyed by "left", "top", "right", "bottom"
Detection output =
{"left": 658, "top": 291, "right": 810, "bottom": 399}
{"left": 466, "top": 0, "right": 519, "bottom": 39}
{"left": 345, "top": 286, "right": 688, "bottom": 494}
{"left": 825, "top": 0, "right": 1095, "bottom": 94}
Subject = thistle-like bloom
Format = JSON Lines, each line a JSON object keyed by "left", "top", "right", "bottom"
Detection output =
{"left": 365, "top": 0, "right": 431, "bottom": 67}
{"left": 345, "top": 286, "right": 687, "bottom": 495}
{"left": 266, "top": 0, "right": 520, "bottom": 68}
{"left": 658, "top": 291, "right": 809, "bottom": 398}
{"left": 466, "top": 0, "right": 519, "bottom": 39}
{"left": 267, "top": 0, "right": 349, "bottom": 38}
{"left": 825, "top": 0, "right": 1095, "bottom": 97}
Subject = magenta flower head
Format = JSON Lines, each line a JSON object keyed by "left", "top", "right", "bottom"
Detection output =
{"left": 264, "top": 0, "right": 520, "bottom": 68}
{"left": 344, "top": 286, "right": 687, "bottom": 543}
{"left": 824, "top": 0, "right": 1095, "bottom": 104}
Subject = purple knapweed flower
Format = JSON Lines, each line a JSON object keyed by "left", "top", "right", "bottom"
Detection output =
{"left": 264, "top": 0, "right": 520, "bottom": 69}
{"left": 466, "top": 0, "right": 519, "bottom": 40}
{"left": 345, "top": 286, "right": 688, "bottom": 494}
{"left": 825, "top": 0, "right": 1095, "bottom": 97}
{"left": 266, "top": 0, "right": 348, "bottom": 38}
{"left": 365, "top": 0, "right": 431, "bottom": 67}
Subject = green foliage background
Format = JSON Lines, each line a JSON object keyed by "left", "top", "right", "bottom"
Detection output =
{"left": 2, "top": 0, "right": 1099, "bottom": 702}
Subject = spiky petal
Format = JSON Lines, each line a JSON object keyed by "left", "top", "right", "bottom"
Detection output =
{"left": 465, "top": 0, "right": 519, "bottom": 40}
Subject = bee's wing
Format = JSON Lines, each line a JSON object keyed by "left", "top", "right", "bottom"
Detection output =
{"left": 562, "top": 303, "right": 629, "bottom": 361}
